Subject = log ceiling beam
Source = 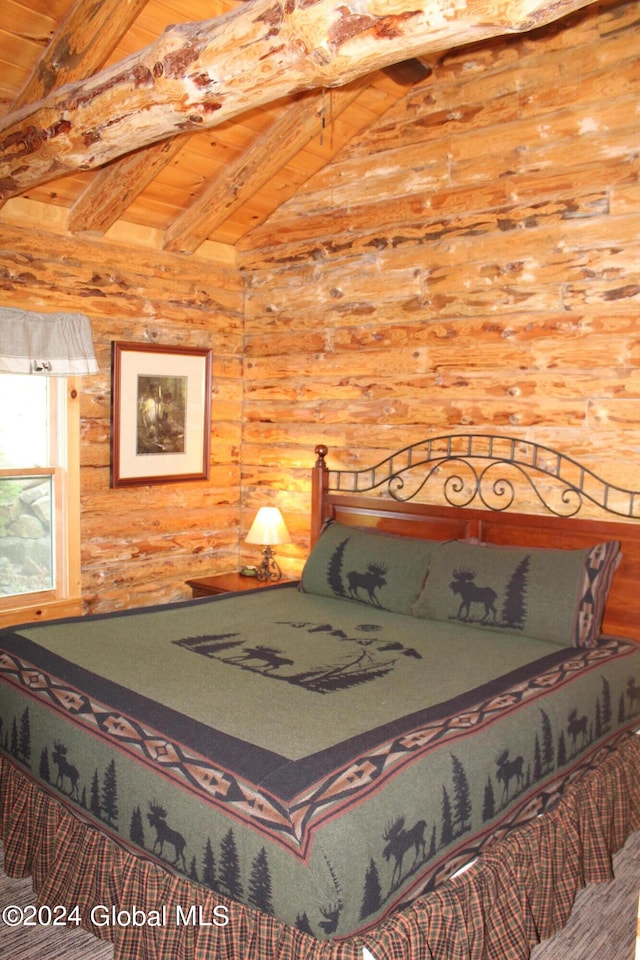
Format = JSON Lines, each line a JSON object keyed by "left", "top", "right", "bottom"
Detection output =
{"left": 67, "top": 135, "right": 190, "bottom": 235}
{"left": 11, "top": 0, "right": 152, "bottom": 109}
{"left": 163, "top": 79, "right": 371, "bottom": 254}
{"left": 0, "top": 0, "right": 597, "bottom": 201}
{"left": 0, "top": 0, "right": 152, "bottom": 214}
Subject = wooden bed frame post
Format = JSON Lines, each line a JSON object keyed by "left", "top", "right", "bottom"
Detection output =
{"left": 310, "top": 444, "right": 329, "bottom": 546}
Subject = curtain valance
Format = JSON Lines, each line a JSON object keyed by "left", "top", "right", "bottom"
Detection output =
{"left": 0, "top": 306, "right": 98, "bottom": 375}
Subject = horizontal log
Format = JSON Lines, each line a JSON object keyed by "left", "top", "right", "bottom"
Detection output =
{"left": 83, "top": 555, "right": 238, "bottom": 614}
{"left": 242, "top": 395, "right": 588, "bottom": 427}
{"left": 82, "top": 503, "right": 240, "bottom": 543}
{"left": 564, "top": 281, "right": 640, "bottom": 311}
{"left": 244, "top": 311, "right": 623, "bottom": 360}
{"left": 238, "top": 162, "right": 637, "bottom": 260}
{"left": 241, "top": 225, "right": 640, "bottom": 325}
{"left": 0, "top": 218, "right": 241, "bottom": 288}
{"left": 245, "top": 312, "right": 636, "bottom": 366}
{"left": 243, "top": 367, "right": 640, "bottom": 404}
{"left": 588, "top": 399, "right": 640, "bottom": 429}
{"left": 345, "top": 50, "right": 640, "bottom": 160}
{"left": 0, "top": 0, "right": 599, "bottom": 196}
{"left": 611, "top": 182, "right": 640, "bottom": 216}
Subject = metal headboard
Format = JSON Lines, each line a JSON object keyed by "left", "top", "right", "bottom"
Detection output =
{"left": 314, "top": 434, "right": 640, "bottom": 519}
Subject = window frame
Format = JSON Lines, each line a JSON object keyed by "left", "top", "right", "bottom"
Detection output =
{"left": 0, "top": 377, "right": 82, "bottom": 628}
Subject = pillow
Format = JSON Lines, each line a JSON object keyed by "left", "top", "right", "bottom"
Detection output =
{"left": 411, "top": 539, "right": 620, "bottom": 647}
{"left": 300, "top": 521, "right": 439, "bottom": 615}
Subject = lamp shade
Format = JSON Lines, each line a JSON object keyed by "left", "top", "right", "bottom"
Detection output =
{"left": 245, "top": 506, "right": 290, "bottom": 545}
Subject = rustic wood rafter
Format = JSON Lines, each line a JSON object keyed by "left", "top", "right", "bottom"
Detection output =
{"left": 11, "top": 0, "right": 152, "bottom": 110}
{"left": 164, "top": 79, "right": 372, "bottom": 254}
{"left": 0, "top": 0, "right": 152, "bottom": 218}
{"left": 0, "top": 0, "right": 597, "bottom": 207}
{"left": 67, "top": 135, "right": 190, "bottom": 235}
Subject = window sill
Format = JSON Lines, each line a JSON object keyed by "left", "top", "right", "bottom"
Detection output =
{"left": 0, "top": 597, "right": 83, "bottom": 629}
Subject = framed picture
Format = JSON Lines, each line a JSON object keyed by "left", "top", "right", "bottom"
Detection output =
{"left": 111, "top": 342, "right": 212, "bottom": 487}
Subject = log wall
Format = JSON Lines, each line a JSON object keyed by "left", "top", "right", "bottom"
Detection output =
{"left": 1, "top": 0, "right": 640, "bottom": 611}
{"left": 0, "top": 219, "right": 244, "bottom": 613}
{"left": 238, "top": 0, "right": 640, "bottom": 574}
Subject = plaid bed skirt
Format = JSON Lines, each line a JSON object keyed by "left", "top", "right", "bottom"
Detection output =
{"left": 1, "top": 735, "right": 640, "bottom": 960}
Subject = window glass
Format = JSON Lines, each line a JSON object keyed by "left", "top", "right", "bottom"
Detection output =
{"left": 0, "top": 376, "right": 56, "bottom": 602}
{"left": 0, "top": 375, "right": 49, "bottom": 467}
{"left": 0, "top": 475, "right": 54, "bottom": 597}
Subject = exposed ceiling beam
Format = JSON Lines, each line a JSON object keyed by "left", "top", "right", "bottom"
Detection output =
{"left": 0, "top": 0, "right": 152, "bottom": 214}
{"left": 11, "top": 0, "right": 152, "bottom": 109}
{"left": 164, "top": 79, "right": 372, "bottom": 254}
{"left": 67, "top": 135, "right": 190, "bottom": 234}
{"left": 0, "top": 0, "right": 597, "bottom": 200}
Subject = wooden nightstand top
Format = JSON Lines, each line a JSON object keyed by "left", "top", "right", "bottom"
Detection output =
{"left": 186, "top": 572, "right": 297, "bottom": 597}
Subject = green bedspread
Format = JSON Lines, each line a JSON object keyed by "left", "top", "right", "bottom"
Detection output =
{"left": 1, "top": 583, "right": 639, "bottom": 939}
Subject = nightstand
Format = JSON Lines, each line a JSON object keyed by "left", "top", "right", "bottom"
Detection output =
{"left": 186, "top": 572, "right": 296, "bottom": 598}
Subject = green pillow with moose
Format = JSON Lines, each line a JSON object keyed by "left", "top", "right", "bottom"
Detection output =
{"left": 300, "top": 521, "right": 438, "bottom": 616}
{"left": 411, "top": 539, "right": 620, "bottom": 648}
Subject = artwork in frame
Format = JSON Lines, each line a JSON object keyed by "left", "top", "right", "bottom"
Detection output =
{"left": 111, "top": 342, "right": 212, "bottom": 487}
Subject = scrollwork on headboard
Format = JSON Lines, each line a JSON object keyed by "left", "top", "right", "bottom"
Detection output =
{"left": 315, "top": 434, "right": 640, "bottom": 519}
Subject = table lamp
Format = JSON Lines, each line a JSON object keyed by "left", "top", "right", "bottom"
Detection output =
{"left": 245, "top": 506, "right": 290, "bottom": 581}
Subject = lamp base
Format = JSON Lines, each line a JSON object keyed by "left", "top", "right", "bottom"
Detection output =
{"left": 256, "top": 545, "right": 282, "bottom": 582}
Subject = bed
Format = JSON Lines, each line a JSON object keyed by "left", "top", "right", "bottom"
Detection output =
{"left": 1, "top": 433, "right": 640, "bottom": 960}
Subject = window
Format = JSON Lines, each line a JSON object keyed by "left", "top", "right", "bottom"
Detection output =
{"left": 0, "top": 375, "right": 81, "bottom": 627}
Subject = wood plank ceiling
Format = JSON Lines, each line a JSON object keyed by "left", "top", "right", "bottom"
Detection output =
{"left": 0, "top": 0, "right": 599, "bottom": 259}
{"left": 0, "top": 0, "right": 418, "bottom": 257}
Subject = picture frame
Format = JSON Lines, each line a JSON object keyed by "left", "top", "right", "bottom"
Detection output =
{"left": 111, "top": 341, "right": 212, "bottom": 487}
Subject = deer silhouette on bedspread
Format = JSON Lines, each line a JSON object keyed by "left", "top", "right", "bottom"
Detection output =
{"left": 147, "top": 801, "right": 187, "bottom": 871}
{"left": 382, "top": 816, "right": 427, "bottom": 889}
{"left": 52, "top": 742, "right": 80, "bottom": 799}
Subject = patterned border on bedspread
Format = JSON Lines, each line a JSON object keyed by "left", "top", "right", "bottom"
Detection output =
{"left": 1, "top": 627, "right": 640, "bottom": 939}
{"left": 0, "top": 637, "right": 636, "bottom": 858}
{"left": 1, "top": 735, "right": 639, "bottom": 960}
